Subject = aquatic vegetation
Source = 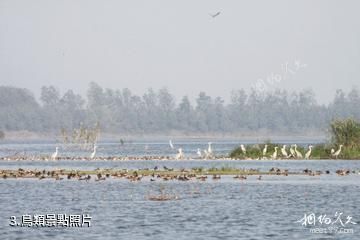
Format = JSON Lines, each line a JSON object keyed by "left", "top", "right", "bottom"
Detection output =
{"left": 310, "top": 144, "right": 333, "bottom": 159}
{"left": 0, "top": 130, "right": 4, "bottom": 140}
{"left": 229, "top": 119, "right": 360, "bottom": 160}
{"left": 191, "top": 167, "right": 204, "bottom": 173}
{"left": 147, "top": 185, "right": 179, "bottom": 201}
{"left": 59, "top": 122, "right": 101, "bottom": 149}
{"left": 330, "top": 118, "right": 360, "bottom": 159}
{"left": 147, "top": 194, "right": 178, "bottom": 201}
{"left": 230, "top": 142, "right": 360, "bottom": 160}
{"left": 330, "top": 118, "right": 360, "bottom": 148}
{"left": 230, "top": 142, "right": 305, "bottom": 159}
{"left": 229, "top": 142, "right": 354, "bottom": 160}
{"left": 208, "top": 165, "right": 235, "bottom": 172}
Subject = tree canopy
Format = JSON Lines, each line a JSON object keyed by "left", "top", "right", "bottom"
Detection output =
{"left": 0, "top": 83, "right": 359, "bottom": 135}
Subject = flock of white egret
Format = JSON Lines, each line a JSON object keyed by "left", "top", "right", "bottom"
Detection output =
{"left": 259, "top": 144, "right": 308, "bottom": 159}
{"left": 173, "top": 141, "right": 215, "bottom": 160}
{"left": 237, "top": 144, "right": 343, "bottom": 159}
{"left": 171, "top": 141, "right": 343, "bottom": 160}
{"left": 49, "top": 141, "right": 344, "bottom": 160}
{"left": 51, "top": 145, "right": 97, "bottom": 160}
{"left": 49, "top": 141, "right": 216, "bottom": 160}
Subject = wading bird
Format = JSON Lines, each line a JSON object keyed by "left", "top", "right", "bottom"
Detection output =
{"left": 289, "top": 145, "right": 295, "bottom": 158}
{"left": 262, "top": 145, "right": 268, "bottom": 156}
{"left": 169, "top": 140, "right": 174, "bottom": 149}
{"left": 240, "top": 144, "right": 246, "bottom": 155}
{"left": 272, "top": 147, "right": 278, "bottom": 159}
{"left": 305, "top": 145, "right": 313, "bottom": 159}
{"left": 281, "top": 145, "right": 288, "bottom": 158}
{"left": 90, "top": 145, "right": 97, "bottom": 159}
{"left": 294, "top": 144, "right": 303, "bottom": 158}
{"left": 51, "top": 147, "right": 59, "bottom": 160}
{"left": 203, "top": 149, "right": 210, "bottom": 159}
{"left": 332, "top": 145, "right": 343, "bottom": 159}
{"left": 331, "top": 148, "right": 335, "bottom": 155}
{"left": 197, "top": 148, "right": 202, "bottom": 158}
{"left": 176, "top": 148, "right": 184, "bottom": 160}
{"left": 208, "top": 142, "right": 213, "bottom": 155}
{"left": 207, "top": 142, "right": 214, "bottom": 158}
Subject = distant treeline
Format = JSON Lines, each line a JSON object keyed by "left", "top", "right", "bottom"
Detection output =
{"left": 0, "top": 83, "right": 359, "bottom": 134}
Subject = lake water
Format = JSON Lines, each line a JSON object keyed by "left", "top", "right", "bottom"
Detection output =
{"left": 0, "top": 140, "right": 359, "bottom": 240}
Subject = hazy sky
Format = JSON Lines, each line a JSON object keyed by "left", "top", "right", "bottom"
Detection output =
{"left": 0, "top": 0, "right": 359, "bottom": 104}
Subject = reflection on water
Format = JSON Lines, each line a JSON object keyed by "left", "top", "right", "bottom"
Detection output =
{"left": 0, "top": 141, "right": 359, "bottom": 239}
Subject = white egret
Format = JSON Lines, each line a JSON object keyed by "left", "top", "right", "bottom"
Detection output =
{"left": 169, "top": 140, "right": 174, "bottom": 149}
{"left": 281, "top": 145, "right": 288, "bottom": 158}
{"left": 289, "top": 145, "right": 295, "bottom": 158}
{"left": 305, "top": 145, "right": 313, "bottom": 159}
{"left": 331, "top": 148, "right": 335, "bottom": 155}
{"left": 51, "top": 147, "right": 59, "bottom": 160}
{"left": 240, "top": 144, "right": 246, "bottom": 155}
{"left": 294, "top": 144, "right": 303, "bottom": 158}
{"left": 203, "top": 150, "right": 209, "bottom": 159}
{"left": 90, "top": 145, "right": 97, "bottom": 159}
{"left": 207, "top": 142, "right": 215, "bottom": 159}
{"left": 262, "top": 145, "right": 268, "bottom": 156}
{"left": 196, "top": 148, "right": 202, "bottom": 157}
{"left": 271, "top": 147, "right": 278, "bottom": 159}
{"left": 208, "top": 142, "right": 213, "bottom": 155}
{"left": 175, "top": 148, "right": 184, "bottom": 160}
{"left": 332, "top": 145, "right": 343, "bottom": 159}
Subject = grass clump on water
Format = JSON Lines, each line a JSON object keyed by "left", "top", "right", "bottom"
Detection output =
{"left": 229, "top": 118, "right": 360, "bottom": 160}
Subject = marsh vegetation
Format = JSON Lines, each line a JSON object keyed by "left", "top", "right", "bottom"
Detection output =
{"left": 230, "top": 118, "right": 360, "bottom": 159}
{"left": 59, "top": 122, "right": 100, "bottom": 150}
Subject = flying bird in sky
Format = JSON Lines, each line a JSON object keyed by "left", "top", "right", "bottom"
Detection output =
{"left": 209, "top": 11, "right": 221, "bottom": 18}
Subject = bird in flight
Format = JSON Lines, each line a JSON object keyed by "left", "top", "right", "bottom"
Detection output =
{"left": 209, "top": 11, "right": 221, "bottom": 18}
